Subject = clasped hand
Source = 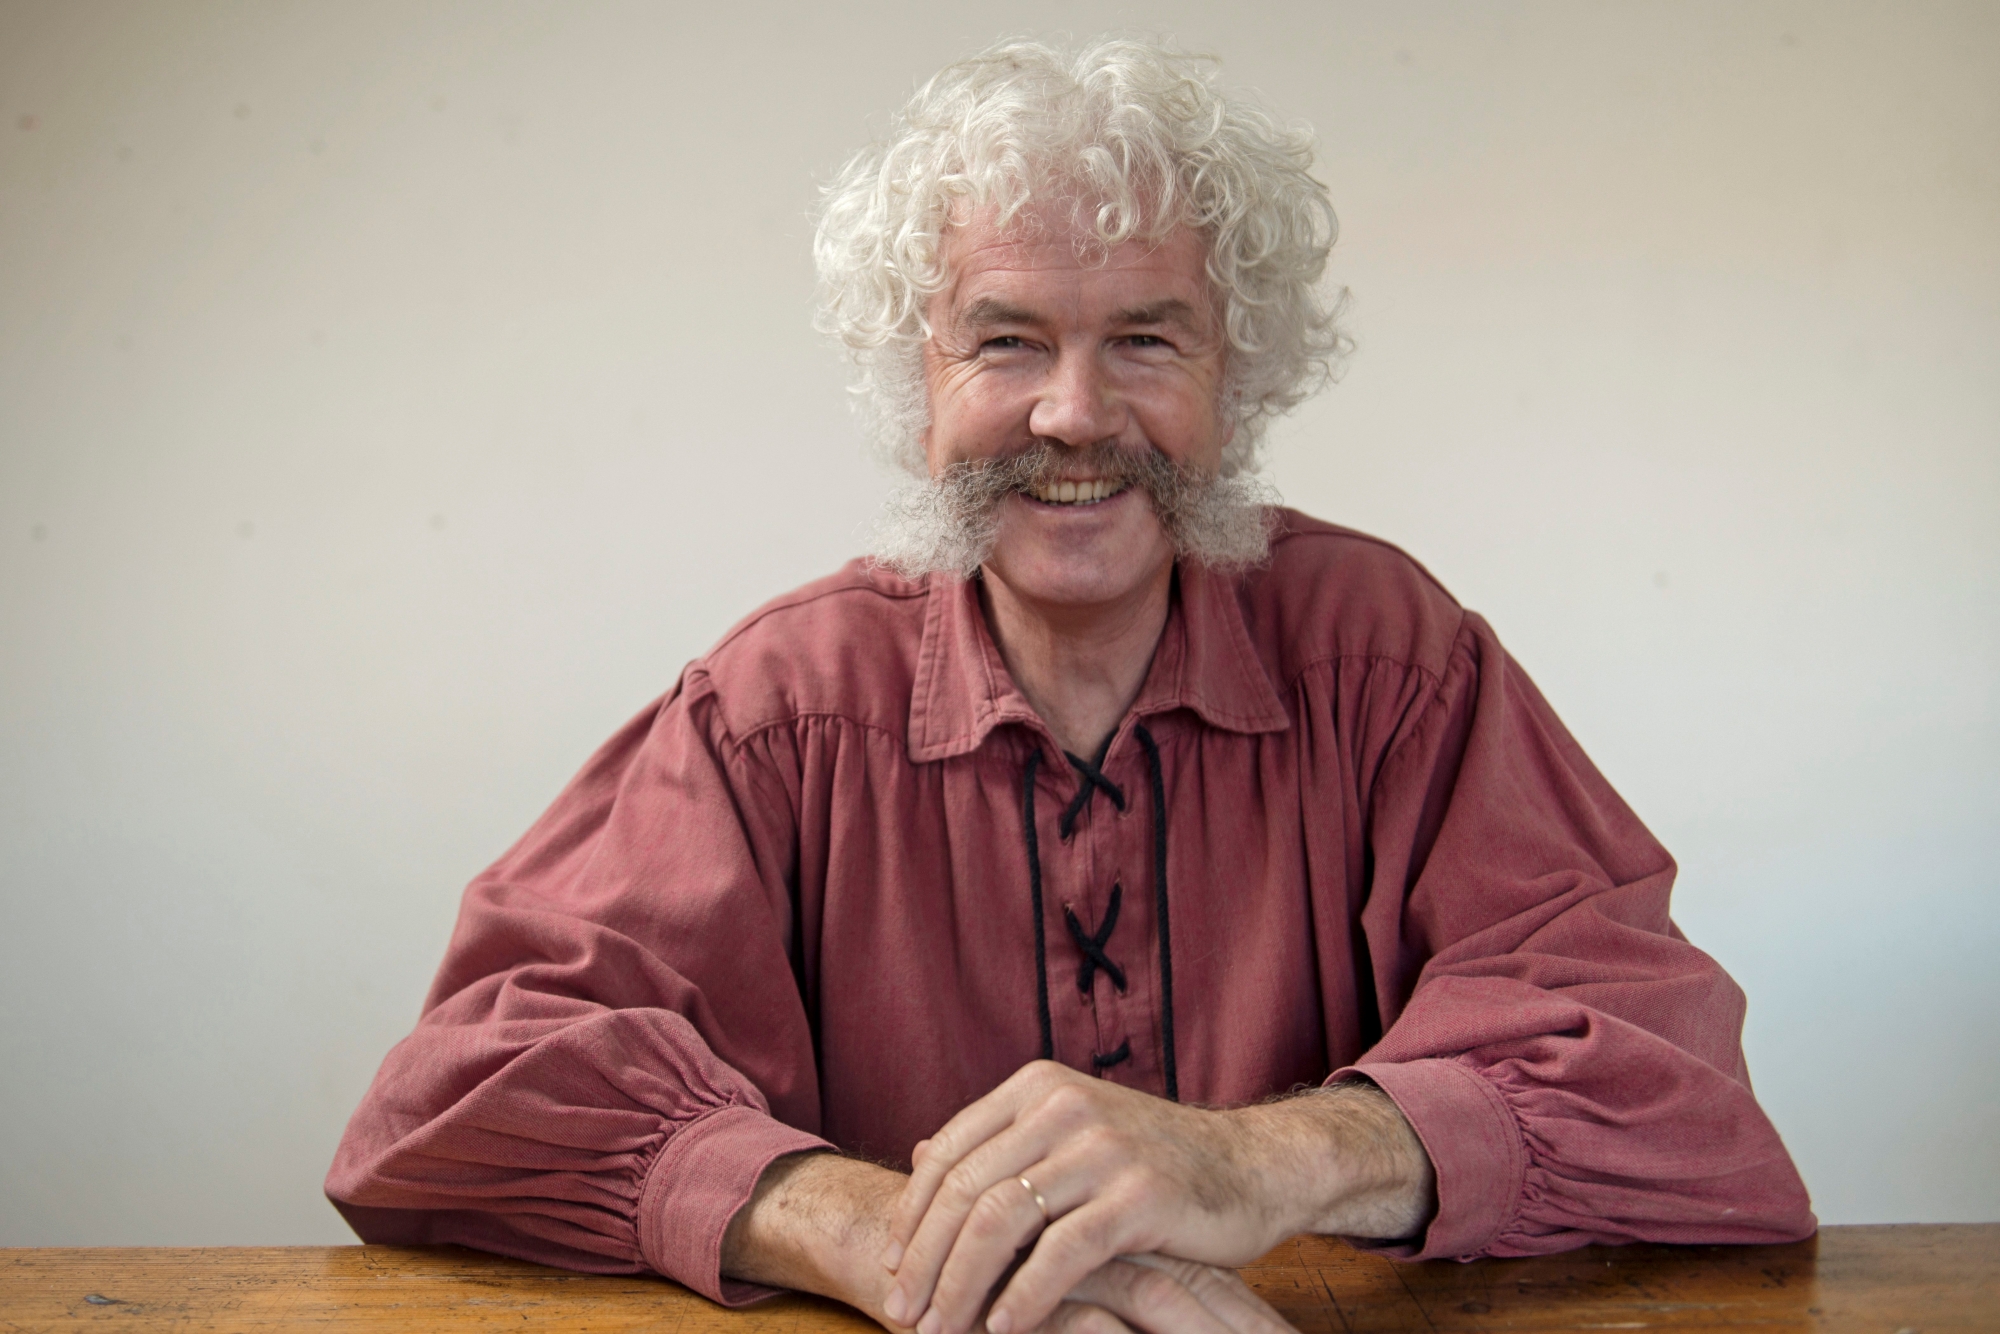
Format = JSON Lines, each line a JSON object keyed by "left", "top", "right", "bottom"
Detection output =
{"left": 879, "top": 1062, "right": 1308, "bottom": 1334}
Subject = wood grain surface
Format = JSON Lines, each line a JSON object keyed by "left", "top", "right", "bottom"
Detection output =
{"left": 2, "top": 1224, "right": 1994, "bottom": 1333}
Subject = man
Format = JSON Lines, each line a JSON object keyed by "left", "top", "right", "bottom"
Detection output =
{"left": 328, "top": 37, "right": 1814, "bottom": 1334}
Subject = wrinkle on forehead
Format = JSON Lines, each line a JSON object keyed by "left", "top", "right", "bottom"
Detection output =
{"left": 934, "top": 220, "right": 1221, "bottom": 339}
{"left": 951, "top": 293, "right": 1207, "bottom": 340}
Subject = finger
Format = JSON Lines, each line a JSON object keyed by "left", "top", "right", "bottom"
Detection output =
{"left": 893, "top": 1062, "right": 1074, "bottom": 1250}
{"left": 900, "top": 1136, "right": 1088, "bottom": 1334}
{"left": 1034, "top": 1301, "right": 1135, "bottom": 1334}
{"left": 880, "top": 1139, "right": 936, "bottom": 1272}
{"left": 1117, "top": 1257, "right": 1293, "bottom": 1334}
{"left": 914, "top": 1166, "right": 1077, "bottom": 1334}
{"left": 896, "top": 1120, "right": 1072, "bottom": 1304}
{"left": 985, "top": 1200, "right": 1136, "bottom": 1334}
{"left": 1064, "top": 1259, "right": 1236, "bottom": 1334}
{"left": 902, "top": 1098, "right": 1127, "bottom": 1334}
{"left": 890, "top": 1067, "right": 1049, "bottom": 1253}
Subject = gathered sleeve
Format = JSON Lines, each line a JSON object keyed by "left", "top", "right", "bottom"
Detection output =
{"left": 1337, "top": 612, "right": 1814, "bottom": 1260}
{"left": 324, "top": 675, "right": 833, "bottom": 1304}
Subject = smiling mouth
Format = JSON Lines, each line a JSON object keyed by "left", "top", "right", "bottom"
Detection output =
{"left": 1026, "top": 477, "right": 1130, "bottom": 506}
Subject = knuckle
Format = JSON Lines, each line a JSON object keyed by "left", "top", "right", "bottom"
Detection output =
{"left": 1074, "top": 1119, "right": 1127, "bottom": 1157}
{"left": 1038, "top": 1081, "right": 1098, "bottom": 1125}
{"left": 966, "top": 1185, "right": 1022, "bottom": 1237}
{"left": 1176, "top": 1261, "right": 1223, "bottom": 1294}
{"left": 1006, "top": 1250, "right": 1093, "bottom": 1324}
{"left": 1128, "top": 1267, "right": 1178, "bottom": 1310}
{"left": 1074, "top": 1306, "right": 1126, "bottom": 1334}
{"left": 937, "top": 1162, "right": 986, "bottom": 1211}
{"left": 1042, "top": 1301, "right": 1088, "bottom": 1334}
{"left": 1019, "top": 1060, "right": 1064, "bottom": 1094}
{"left": 924, "top": 1126, "right": 963, "bottom": 1164}
{"left": 1210, "top": 1264, "right": 1254, "bottom": 1296}
{"left": 1055, "top": 1211, "right": 1121, "bottom": 1263}
{"left": 1088, "top": 1261, "right": 1140, "bottom": 1306}
{"left": 1093, "top": 1178, "right": 1144, "bottom": 1224}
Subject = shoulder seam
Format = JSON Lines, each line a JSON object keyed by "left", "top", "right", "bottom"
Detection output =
{"left": 682, "top": 656, "right": 913, "bottom": 756}
{"left": 725, "top": 709, "right": 909, "bottom": 756}
{"left": 1268, "top": 518, "right": 1464, "bottom": 609}
{"left": 1372, "top": 610, "right": 1477, "bottom": 783}
{"left": 1281, "top": 646, "right": 1449, "bottom": 698}
{"left": 704, "top": 570, "right": 927, "bottom": 659}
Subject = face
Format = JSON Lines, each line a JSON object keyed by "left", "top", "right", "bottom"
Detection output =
{"left": 921, "top": 214, "right": 1233, "bottom": 611}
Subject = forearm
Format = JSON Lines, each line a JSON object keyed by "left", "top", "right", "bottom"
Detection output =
{"left": 722, "top": 1151, "right": 910, "bottom": 1320}
{"left": 1234, "top": 1080, "right": 1435, "bottom": 1243}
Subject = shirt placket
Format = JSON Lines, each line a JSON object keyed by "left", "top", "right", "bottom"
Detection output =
{"left": 1055, "top": 747, "right": 1154, "bottom": 1091}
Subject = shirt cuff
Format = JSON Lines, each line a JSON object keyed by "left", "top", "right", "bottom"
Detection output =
{"left": 1333, "top": 1057, "right": 1525, "bottom": 1261}
{"left": 635, "top": 1103, "right": 835, "bottom": 1304}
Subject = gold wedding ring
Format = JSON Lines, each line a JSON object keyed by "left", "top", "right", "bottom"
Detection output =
{"left": 1019, "top": 1176, "right": 1050, "bottom": 1222}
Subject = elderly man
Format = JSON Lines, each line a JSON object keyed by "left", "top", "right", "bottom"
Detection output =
{"left": 328, "top": 36, "right": 1814, "bottom": 1334}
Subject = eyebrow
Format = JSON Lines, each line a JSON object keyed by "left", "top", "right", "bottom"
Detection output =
{"left": 954, "top": 296, "right": 1204, "bottom": 331}
{"left": 956, "top": 298, "right": 1039, "bottom": 330}
{"left": 1111, "top": 299, "right": 1201, "bottom": 328}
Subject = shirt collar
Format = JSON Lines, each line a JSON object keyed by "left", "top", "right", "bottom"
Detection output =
{"left": 906, "top": 561, "right": 1290, "bottom": 763}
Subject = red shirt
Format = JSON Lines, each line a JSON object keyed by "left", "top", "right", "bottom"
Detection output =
{"left": 327, "top": 512, "right": 1814, "bottom": 1303}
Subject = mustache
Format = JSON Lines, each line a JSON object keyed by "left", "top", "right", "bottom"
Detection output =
{"left": 932, "top": 441, "right": 1195, "bottom": 506}
{"left": 869, "top": 439, "right": 1278, "bottom": 579}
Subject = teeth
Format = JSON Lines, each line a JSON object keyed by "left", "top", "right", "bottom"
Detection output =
{"left": 1032, "top": 478, "right": 1125, "bottom": 505}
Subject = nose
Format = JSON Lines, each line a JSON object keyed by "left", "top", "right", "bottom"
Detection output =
{"left": 1027, "top": 348, "right": 1125, "bottom": 448}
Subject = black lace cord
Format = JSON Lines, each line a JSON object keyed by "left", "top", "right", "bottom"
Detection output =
{"left": 1133, "top": 723, "right": 1178, "bottom": 1103}
{"left": 1059, "top": 744, "right": 1127, "bottom": 840}
{"left": 1022, "top": 724, "right": 1179, "bottom": 1100}
{"left": 1063, "top": 881, "right": 1127, "bottom": 994}
{"left": 1022, "top": 750, "right": 1055, "bottom": 1061}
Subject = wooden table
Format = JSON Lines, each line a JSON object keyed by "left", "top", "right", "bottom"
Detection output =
{"left": 3, "top": 1226, "right": 1993, "bottom": 1332}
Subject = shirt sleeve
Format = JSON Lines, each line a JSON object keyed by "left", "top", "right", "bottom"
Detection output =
{"left": 324, "top": 675, "right": 833, "bottom": 1304}
{"left": 1335, "top": 612, "right": 1815, "bottom": 1260}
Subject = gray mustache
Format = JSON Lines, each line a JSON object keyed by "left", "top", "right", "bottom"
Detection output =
{"left": 870, "top": 440, "right": 1279, "bottom": 579}
{"left": 935, "top": 442, "right": 1188, "bottom": 501}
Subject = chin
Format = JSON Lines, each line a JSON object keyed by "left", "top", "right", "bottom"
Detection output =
{"left": 998, "top": 568, "right": 1140, "bottom": 608}
{"left": 982, "top": 493, "right": 1175, "bottom": 606}
{"left": 986, "top": 539, "right": 1173, "bottom": 609}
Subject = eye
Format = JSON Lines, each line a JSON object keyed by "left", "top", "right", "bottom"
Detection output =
{"left": 981, "top": 336, "right": 1028, "bottom": 352}
{"left": 1121, "top": 334, "right": 1171, "bottom": 349}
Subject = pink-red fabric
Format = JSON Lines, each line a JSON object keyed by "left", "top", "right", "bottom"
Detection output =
{"left": 326, "top": 512, "right": 1814, "bottom": 1303}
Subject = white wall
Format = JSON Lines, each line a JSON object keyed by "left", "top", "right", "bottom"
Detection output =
{"left": 2, "top": 0, "right": 1993, "bottom": 1244}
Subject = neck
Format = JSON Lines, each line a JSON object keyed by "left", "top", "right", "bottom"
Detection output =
{"left": 977, "top": 560, "right": 1174, "bottom": 758}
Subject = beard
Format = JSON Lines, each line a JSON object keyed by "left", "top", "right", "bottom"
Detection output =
{"left": 868, "top": 441, "right": 1279, "bottom": 580}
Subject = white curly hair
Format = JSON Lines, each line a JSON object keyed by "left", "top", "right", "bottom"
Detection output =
{"left": 814, "top": 35, "right": 1350, "bottom": 478}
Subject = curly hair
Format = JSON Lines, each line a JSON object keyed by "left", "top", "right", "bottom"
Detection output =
{"left": 814, "top": 36, "right": 1350, "bottom": 477}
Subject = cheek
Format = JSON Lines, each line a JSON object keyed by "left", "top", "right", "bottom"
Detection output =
{"left": 931, "top": 374, "right": 1025, "bottom": 454}
{"left": 1145, "top": 383, "right": 1229, "bottom": 463}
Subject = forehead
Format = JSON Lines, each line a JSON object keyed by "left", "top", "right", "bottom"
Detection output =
{"left": 936, "top": 214, "right": 1213, "bottom": 318}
